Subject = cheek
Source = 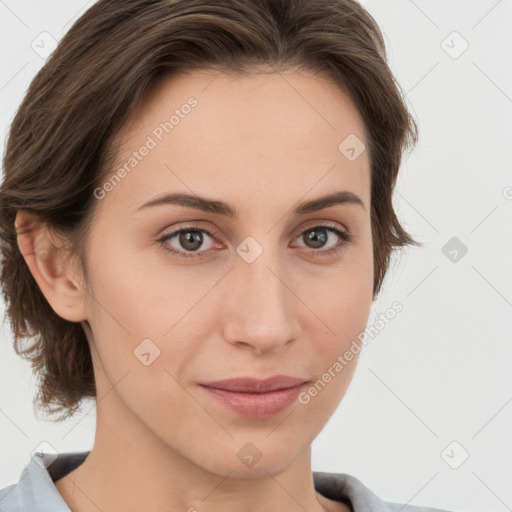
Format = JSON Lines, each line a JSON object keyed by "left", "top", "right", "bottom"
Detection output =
{"left": 316, "top": 290, "right": 372, "bottom": 371}
{"left": 316, "top": 256, "right": 373, "bottom": 335}
{"left": 304, "top": 257, "right": 373, "bottom": 382}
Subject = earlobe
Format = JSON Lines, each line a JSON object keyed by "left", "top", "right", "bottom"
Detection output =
{"left": 15, "top": 210, "right": 88, "bottom": 323}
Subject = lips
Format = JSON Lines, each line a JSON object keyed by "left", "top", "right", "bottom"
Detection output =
{"left": 199, "top": 375, "right": 308, "bottom": 393}
{"left": 199, "top": 375, "right": 309, "bottom": 418}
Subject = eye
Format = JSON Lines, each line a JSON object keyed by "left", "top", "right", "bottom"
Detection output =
{"left": 157, "top": 224, "right": 218, "bottom": 259}
{"left": 157, "top": 222, "right": 352, "bottom": 259}
{"left": 292, "top": 223, "right": 352, "bottom": 257}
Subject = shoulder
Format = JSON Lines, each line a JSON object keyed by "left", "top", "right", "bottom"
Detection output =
{"left": 0, "top": 451, "right": 89, "bottom": 511}
{"left": 313, "top": 471, "right": 461, "bottom": 512}
{"left": 386, "top": 503, "right": 457, "bottom": 512}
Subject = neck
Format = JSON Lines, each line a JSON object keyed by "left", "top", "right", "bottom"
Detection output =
{"left": 53, "top": 386, "right": 342, "bottom": 512}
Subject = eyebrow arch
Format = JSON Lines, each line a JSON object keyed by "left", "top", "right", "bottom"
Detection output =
{"left": 134, "top": 190, "right": 365, "bottom": 216}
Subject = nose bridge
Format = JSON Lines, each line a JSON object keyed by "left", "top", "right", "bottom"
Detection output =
{"left": 222, "top": 242, "right": 298, "bottom": 352}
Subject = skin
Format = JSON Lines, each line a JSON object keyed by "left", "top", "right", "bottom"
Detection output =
{"left": 16, "top": 66, "right": 374, "bottom": 512}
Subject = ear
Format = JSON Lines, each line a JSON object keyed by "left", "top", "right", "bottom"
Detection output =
{"left": 15, "top": 210, "right": 88, "bottom": 323}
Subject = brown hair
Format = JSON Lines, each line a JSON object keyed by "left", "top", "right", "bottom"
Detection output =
{"left": 0, "top": 0, "right": 419, "bottom": 421}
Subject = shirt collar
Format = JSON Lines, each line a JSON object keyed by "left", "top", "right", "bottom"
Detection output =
{"left": 3, "top": 451, "right": 397, "bottom": 512}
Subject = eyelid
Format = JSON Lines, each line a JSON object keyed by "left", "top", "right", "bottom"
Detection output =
{"left": 159, "top": 222, "right": 223, "bottom": 249}
{"left": 289, "top": 219, "right": 348, "bottom": 239}
{"left": 157, "top": 220, "right": 352, "bottom": 259}
{"left": 159, "top": 218, "right": 348, "bottom": 240}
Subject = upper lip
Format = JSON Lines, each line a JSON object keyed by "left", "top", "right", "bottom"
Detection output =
{"left": 200, "top": 375, "right": 308, "bottom": 393}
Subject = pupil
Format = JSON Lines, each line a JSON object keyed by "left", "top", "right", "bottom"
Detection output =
{"left": 306, "top": 228, "right": 327, "bottom": 249}
{"left": 177, "top": 228, "right": 328, "bottom": 252}
{"left": 180, "top": 230, "right": 202, "bottom": 251}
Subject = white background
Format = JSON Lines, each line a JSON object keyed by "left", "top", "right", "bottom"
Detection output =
{"left": 1, "top": 1, "right": 511, "bottom": 511}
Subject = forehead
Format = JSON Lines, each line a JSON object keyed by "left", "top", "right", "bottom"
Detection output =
{"left": 100, "top": 67, "right": 370, "bottom": 214}
{"left": 127, "top": 66, "right": 367, "bottom": 148}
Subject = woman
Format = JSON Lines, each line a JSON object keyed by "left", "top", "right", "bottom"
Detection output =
{"left": 0, "top": 0, "right": 457, "bottom": 511}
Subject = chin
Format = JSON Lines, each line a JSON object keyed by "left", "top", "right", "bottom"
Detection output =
{"left": 211, "top": 440, "right": 305, "bottom": 480}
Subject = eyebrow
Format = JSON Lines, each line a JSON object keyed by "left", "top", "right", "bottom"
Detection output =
{"left": 134, "top": 190, "right": 365, "bottom": 216}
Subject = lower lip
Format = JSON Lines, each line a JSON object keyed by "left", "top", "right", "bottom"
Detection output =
{"left": 200, "top": 383, "right": 307, "bottom": 418}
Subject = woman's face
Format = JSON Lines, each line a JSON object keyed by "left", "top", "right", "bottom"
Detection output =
{"left": 79, "top": 67, "right": 374, "bottom": 477}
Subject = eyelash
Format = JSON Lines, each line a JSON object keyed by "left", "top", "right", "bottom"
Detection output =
{"left": 157, "top": 222, "right": 352, "bottom": 260}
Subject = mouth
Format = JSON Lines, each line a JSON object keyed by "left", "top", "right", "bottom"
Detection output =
{"left": 199, "top": 375, "right": 309, "bottom": 418}
{"left": 200, "top": 375, "right": 308, "bottom": 393}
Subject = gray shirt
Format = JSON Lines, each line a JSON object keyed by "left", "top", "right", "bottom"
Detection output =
{"left": 0, "top": 451, "right": 457, "bottom": 511}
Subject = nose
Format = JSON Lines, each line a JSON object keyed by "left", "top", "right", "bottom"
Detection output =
{"left": 221, "top": 252, "right": 300, "bottom": 355}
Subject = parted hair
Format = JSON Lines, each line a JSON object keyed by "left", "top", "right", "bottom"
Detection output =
{"left": 0, "top": 0, "right": 419, "bottom": 421}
